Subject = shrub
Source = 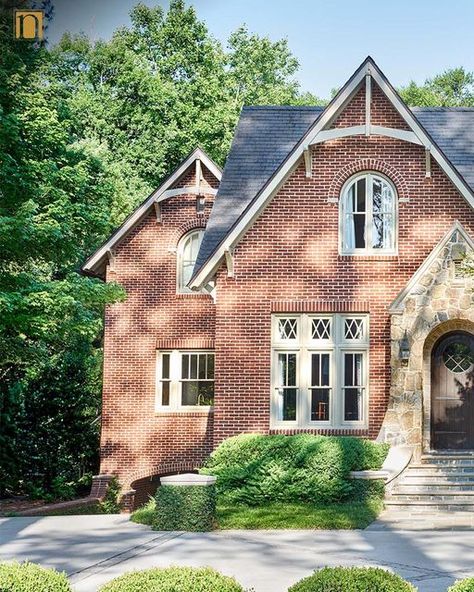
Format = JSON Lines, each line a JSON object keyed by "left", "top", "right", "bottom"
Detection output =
{"left": 0, "top": 561, "right": 72, "bottom": 591}
{"left": 100, "top": 477, "right": 121, "bottom": 514}
{"left": 288, "top": 567, "right": 417, "bottom": 592}
{"left": 201, "top": 434, "right": 388, "bottom": 505}
{"left": 99, "top": 566, "right": 244, "bottom": 592}
{"left": 448, "top": 579, "right": 474, "bottom": 591}
{"left": 155, "top": 484, "right": 216, "bottom": 531}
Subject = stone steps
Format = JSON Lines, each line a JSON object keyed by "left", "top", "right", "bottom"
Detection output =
{"left": 385, "top": 452, "right": 474, "bottom": 512}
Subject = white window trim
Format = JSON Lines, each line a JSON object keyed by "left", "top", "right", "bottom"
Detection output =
{"left": 271, "top": 314, "right": 369, "bottom": 429}
{"left": 176, "top": 229, "right": 204, "bottom": 294}
{"left": 339, "top": 171, "right": 398, "bottom": 256}
{"left": 156, "top": 350, "right": 214, "bottom": 411}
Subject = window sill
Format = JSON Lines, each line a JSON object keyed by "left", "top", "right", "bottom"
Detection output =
{"left": 175, "top": 292, "right": 212, "bottom": 299}
{"left": 155, "top": 408, "right": 214, "bottom": 418}
{"left": 338, "top": 254, "right": 399, "bottom": 262}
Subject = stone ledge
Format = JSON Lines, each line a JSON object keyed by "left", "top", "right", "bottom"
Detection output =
{"left": 350, "top": 446, "right": 413, "bottom": 483}
{"left": 160, "top": 473, "right": 216, "bottom": 487}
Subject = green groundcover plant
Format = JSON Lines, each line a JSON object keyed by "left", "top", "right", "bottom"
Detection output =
{"left": 448, "top": 579, "right": 474, "bottom": 592}
{"left": 288, "top": 567, "right": 417, "bottom": 592}
{"left": 201, "top": 433, "right": 388, "bottom": 505}
{"left": 99, "top": 566, "right": 245, "bottom": 592}
{"left": 0, "top": 562, "right": 71, "bottom": 592}
{"left": 154, "top": 484, "right": 216, "bottom": 531}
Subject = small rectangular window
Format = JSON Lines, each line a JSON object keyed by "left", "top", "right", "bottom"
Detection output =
{"left": 196, "top": 195, "right": 206, "bottom": 214}
{"left": 276, "top": 352, "right": 297, "bottom": 421}
{"left": 157, "top": 351, "right": 214, "bottom": 410}
{"left": 277, "top": 317, "right": 298, "bottom": 340}
{"left": 343, "top": 352, "right": 364, "bottom": 422}
{"left": 310, "top": 352, "right": 330, "bottom": 422}
{"left": 344, "top": 318, "right": 364, "bottom": 340}
{"left": 181, "top": 352, "right": 214, "bottom": 406}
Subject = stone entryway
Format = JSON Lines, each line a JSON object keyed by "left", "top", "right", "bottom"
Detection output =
{"left": 381, "top": 222, "right": 474, "bottom": 456}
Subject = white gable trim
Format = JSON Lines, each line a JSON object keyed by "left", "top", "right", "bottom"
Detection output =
{"left": 82, "top": 148, "right": 221, "bottom": 276}
{"left": 190, "top": 57, "right": 474, "bottom": 290}
{"left": 389, "top": 221, "right": 474, "bottom": 314}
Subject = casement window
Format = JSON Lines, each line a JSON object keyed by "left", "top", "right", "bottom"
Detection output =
{"left": 157, "top": 350, "right": 214, "bottom": 410}
{"left": 177, "top": 229, "right": 204, "bottom": 293}
{"left": 340, "top": 173, "right": 397, "bottom": 254}
{"left": 271, "top": 314, "right": 369, "bottom": 428}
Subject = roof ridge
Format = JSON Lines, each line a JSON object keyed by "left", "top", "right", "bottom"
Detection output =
{"left": 412, "top": 106, "right": 474, "bottom": 112}
{"left": 242, "top": 105, "right": 325, "bottom": 111}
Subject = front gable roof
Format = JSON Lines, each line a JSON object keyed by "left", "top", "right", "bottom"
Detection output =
{"left": 190, "top": 57, "right": 474, "bottom": 290}
{"left": 82, "top": 147, "right": 222, "bottom": 278}
{"left": 389, "top": 221, "right": 474, "bottom": 314}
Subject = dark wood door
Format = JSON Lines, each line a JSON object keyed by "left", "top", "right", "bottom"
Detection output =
{"left": 431, "top": 331, "right": 474, "bottom": 450}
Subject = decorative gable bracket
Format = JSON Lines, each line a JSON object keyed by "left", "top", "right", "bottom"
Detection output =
{"left": 224, "top": 248, "right": 235, "bottom": 278}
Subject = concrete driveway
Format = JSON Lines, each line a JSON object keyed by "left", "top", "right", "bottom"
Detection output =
{"left": 0, "top": 515, "right": 473, "bottom": 592}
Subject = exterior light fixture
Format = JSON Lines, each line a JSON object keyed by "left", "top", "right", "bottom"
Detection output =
{"left": 399, "top": 331, "right": 410, "bottom": 362}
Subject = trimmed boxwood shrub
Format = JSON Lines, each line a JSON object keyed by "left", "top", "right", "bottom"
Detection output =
{"left": 99, "top": 566, "right": 244, "bottom": 592}
{"left": 155, "top": 484, "right": 216, "bottom": 531}
{"left": 288, "top": 567, "right": 417, "bottom": 592}
{"left": 201, "top": 433, "right": 388, "bottom": 505}
{"left": 0, "top": 562, "right": 71, "bottom": 591}
{"left": 448, "top": 579, "right": 474, "bottom": 592}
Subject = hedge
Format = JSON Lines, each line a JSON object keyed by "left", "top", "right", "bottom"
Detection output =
{"left": 288, "top": 567, "right": 417, "bottom": 592}
{"left": 448, "top": 579, "right": 474, "bottom": 592}
{"left": 99, "top": 566, "right": 245, "bottom": 592}
{"left": 201, "top": 433, "right": 388, "bottom": 505}
{"left": 155, "top": 484, "right": 216, "bottom": 531}
{"left": 0, "top": 562, "right": 72, "bottom": 592}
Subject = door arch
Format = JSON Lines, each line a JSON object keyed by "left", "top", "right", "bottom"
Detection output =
{"left": 431, "top": 331, "right": 474, "bottom": 450}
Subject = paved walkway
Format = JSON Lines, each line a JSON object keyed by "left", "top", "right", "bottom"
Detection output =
{"left": 0, "top": 515, "right": 473, "bottom": 592}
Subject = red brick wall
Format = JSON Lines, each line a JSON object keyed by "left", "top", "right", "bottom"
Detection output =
{"left": 100, "top": 81, "right": 474, "bottom": 502}
{"left": 100, "top": 163, "right": 218, "bottom": 492}
{"left": 212, "top": 82, "right": 474, "bottom": 445}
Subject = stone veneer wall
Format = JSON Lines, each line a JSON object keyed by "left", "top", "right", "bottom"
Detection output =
{"left": 382, "top": 228, "right": 474, "bottom": 457}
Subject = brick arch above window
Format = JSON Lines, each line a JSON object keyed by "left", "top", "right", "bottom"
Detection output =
{"left": 168, "top": 219, "right": 207, "bottom": 250}
{"left": 328, "top": 159, "right": 410, "bottom": 203}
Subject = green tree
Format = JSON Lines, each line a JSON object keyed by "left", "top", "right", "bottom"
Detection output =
{"left": 400, "top": 67, "right": 474, "bottom": 107}
{"left": 0, "top": 4, "right": 123, "bottom": 496}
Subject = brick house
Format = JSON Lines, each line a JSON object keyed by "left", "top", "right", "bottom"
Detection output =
{"left": 83, "top": 57, "right": 474, "bottom": 509}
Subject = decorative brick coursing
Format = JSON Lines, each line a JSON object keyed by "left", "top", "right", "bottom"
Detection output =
{"left": 270, "top": 300, "right": 370, "bottom": 313}
{"left": 327, "top": 158, "right": 410, "bottom": 202}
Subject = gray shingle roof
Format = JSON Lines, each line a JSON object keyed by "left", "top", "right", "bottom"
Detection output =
{"left": 194, "top": 106, "right": 474, "bottom": 279}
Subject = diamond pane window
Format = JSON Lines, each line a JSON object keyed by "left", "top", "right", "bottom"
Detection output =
{"left": 344, "top": 318, "right": 364, "bottom": 340}
{"left": 278, "top": 318, "right": 298, "bottom": 340}
{"left": 312, "top": 318, "right": 331, "bottom": 340}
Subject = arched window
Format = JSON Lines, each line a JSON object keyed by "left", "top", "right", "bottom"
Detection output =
{"left": 340, "top": 173, "right": 397, "bottom": 254}
{"left": 177, "top": 229, "right": 204, "bottom": 293}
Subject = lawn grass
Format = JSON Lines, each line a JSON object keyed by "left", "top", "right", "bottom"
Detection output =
{"left": 130, "top": 497, "right": 383, "bottom": 530}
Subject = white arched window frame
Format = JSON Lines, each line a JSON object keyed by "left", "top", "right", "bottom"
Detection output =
{"left": 177, "top": 229, "right": 204, "bottom": 293}
{"left": 340, "top": 172, "right": 398, "bottom": 255}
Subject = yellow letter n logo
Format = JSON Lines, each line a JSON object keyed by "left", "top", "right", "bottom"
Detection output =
{"left": 15, "top": 10, "right": 44, "bottom": 40}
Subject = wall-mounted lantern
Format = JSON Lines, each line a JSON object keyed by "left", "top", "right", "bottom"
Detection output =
{"left": 399, "top": 331, "right": 410, "bottom": 362}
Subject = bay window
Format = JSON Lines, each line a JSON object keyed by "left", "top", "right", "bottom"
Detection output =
{"left": 271, "top": 314, "right": 368, "bottom": 428}
{"left": 157, "top": 350, "right": 214, "bottom": 410}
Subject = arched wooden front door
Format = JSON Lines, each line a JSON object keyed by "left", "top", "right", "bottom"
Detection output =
{"left": 431, "top": 331, "right": 474, "bottom": 450}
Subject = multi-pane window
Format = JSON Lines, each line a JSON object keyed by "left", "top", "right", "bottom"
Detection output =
{"left": 157, "top": 350, "right": 214, "bottom": 409}
{"left": 271, "top": 314, "right": 368, "bottom": 427}
{"left": 177, "top": 229, "right": 204, "bottom": 293}
{"left": 341, "top": 173, "right": 396, "bottom": 254}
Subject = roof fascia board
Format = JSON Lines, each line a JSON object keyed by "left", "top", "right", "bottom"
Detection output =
{"left": 190, "top": 58, "right": 474, "bottom": 290}
{"left": 389, "top": 221, "right": 474, "bottom": 314}
{"left": 189, "top": 61, "right": 371, "bottom": 289}
{"left": 370, "top": 67, "right": 474, "bottom": 209}
{"left": 82, "top": 148, "right": 222, "bottom": 274}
